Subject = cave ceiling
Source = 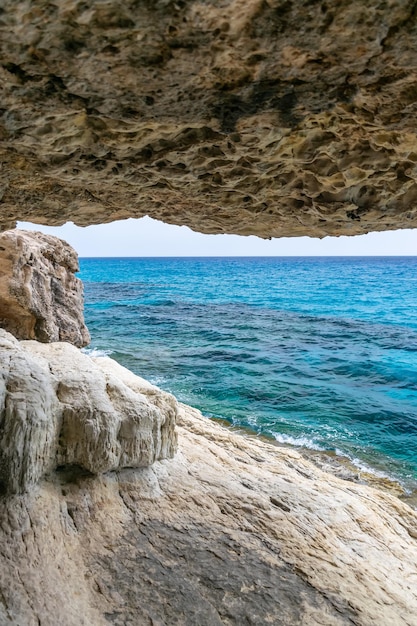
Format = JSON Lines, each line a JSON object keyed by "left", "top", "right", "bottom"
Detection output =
{"left": 1, "top": 0, "right": 417, "bottom": 237}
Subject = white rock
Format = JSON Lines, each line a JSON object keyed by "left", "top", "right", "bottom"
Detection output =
{"left": 0, "top": 330, "right": 177, "bottom": 494}
{"left": 1, "top": 400, "right": 417, "bottom": 625}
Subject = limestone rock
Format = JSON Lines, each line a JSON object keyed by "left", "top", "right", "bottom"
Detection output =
{"left": 0, "top": 330, "right": 177, "bottom": 494}
{"left": 0, "top": 229, "right": 90, "bottom": 347}
{"left": 1, "top": 1, "right": 417, "bottom": 238}
{"left": 0, "top": 331, "right": 58, "bottom": 495}
{"left": 1, "top": 400, "right": 417, "bottom": 625}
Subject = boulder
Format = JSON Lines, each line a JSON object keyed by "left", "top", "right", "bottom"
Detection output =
{"left": 0, "top": 229, "right": 90, "bottom": 347}
{"left": 0, "top": 330, "right": 178, "bottom": 495}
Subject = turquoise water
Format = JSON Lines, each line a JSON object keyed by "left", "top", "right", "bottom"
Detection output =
{"left": 79, "top": 257, "right": 417, "bottom": 490}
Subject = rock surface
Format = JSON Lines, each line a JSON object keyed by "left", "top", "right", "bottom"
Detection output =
{"left": 0, "top": 229, "right": 90, "bottom": 346}
{"left": 1, "top": 1, "right": 417, "bottom": 237}
{"left": 1, "top": 392, "right": 417, "bottom": 625}
{"left": 0, "top": 330, "right": 177, "bottom": 495}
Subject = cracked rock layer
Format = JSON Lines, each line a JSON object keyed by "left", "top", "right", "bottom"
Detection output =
{"left": 1, "top": 402, "right": 417, "bottom": 625}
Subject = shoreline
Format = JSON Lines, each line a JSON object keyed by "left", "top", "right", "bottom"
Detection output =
{"left": 86, "top": 344, "right": 417, "bottom": 509}
{"left": 86, "top": 342, "right": 417, "bottom": 508}
{"left": 211, "top": 415, "right": 417, "bottom": 509}
{"left": 3, "top": 338, "right": 417, "bottom": 625}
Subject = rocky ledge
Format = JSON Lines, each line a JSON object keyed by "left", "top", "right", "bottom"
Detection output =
{"left": 1, "top": 1, "right": 417, "bottom": 237}
{"left": 0, "top": 330, "right": 177, "bottom": 495}
{"left": 1, "top": 342, "right": 417, "bottom": 625}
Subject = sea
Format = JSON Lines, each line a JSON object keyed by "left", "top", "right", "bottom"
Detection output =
{"left": 78, "top": 257, "right": 417, "bottom": 494}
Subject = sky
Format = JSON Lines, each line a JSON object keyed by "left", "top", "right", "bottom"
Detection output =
{"left": 18, "top": 217, "right": 417, "bottom": 257}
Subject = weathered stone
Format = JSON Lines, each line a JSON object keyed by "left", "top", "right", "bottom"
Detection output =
{"left": 1, "top": 400, "right": 417, "bottom": 625}
{"left": 0, "top": 331, "right": 58, "bottom": 495}
{"left": 0, "top": 229, "right": 90, "bottom": 347}
{"left": 1, "top": 3, "right": 416, "bottom": 621}
{"left": 0, "top": 330, "right": 178, "bottom": 494}
{"left": 1, "top": 1, "right": 417, "bottom": 237}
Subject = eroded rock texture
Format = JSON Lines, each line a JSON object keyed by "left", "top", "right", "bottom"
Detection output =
{"left": 1, "top": 402, "right": 417, "bottom": 625}
{"left": 0, "top": 330, "right": 177, "bottom": 494}
{"left": 1, "top": 1, "right": 417, "bottom": 237}
{"left": 0, "top": 229, "right": 90, "bottom": 346}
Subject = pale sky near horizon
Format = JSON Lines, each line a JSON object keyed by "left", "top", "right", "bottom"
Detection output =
{"left": 18, "top": 217, "right": 417, "bottom": 257}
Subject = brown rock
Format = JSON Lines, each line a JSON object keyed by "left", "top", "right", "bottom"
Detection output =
{"left": 0, "top": 229, "right": 90, "bottom": 346}
{"left": 1, "top": 1, "right": 417, "bottom": 237}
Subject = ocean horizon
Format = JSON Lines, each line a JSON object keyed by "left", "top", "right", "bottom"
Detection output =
{"left": 79, "top": 255, "right": 417, "bottom": 258}
{"left": 78, "top": 256, "right": 417, "bottom": 493}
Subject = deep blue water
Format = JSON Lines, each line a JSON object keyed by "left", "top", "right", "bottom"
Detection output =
{"left": 78, "top": 257, "right": 417, "bottom": 490}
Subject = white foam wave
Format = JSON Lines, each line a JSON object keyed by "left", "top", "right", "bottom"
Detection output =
{"left": 335, "top": 450, "right": 401, "bottom": 483}
{"left": 149, "top": 376, "right": 168, "bottom": 387}
{"left": 81, "top": 347, "right": 113, "bottom": 358}
{"left": 271, "top": 432, "right": 326, "bottom": 451}
{"left": 340, "top": 453, "right": 414, "bottom": 494}
{"left": 273, "top": 435, "right": 411, "bottom": 492}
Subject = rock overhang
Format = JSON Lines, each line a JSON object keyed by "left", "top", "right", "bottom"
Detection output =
{"left": 1, "top": 0, "right": 417, "bottom": 237}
